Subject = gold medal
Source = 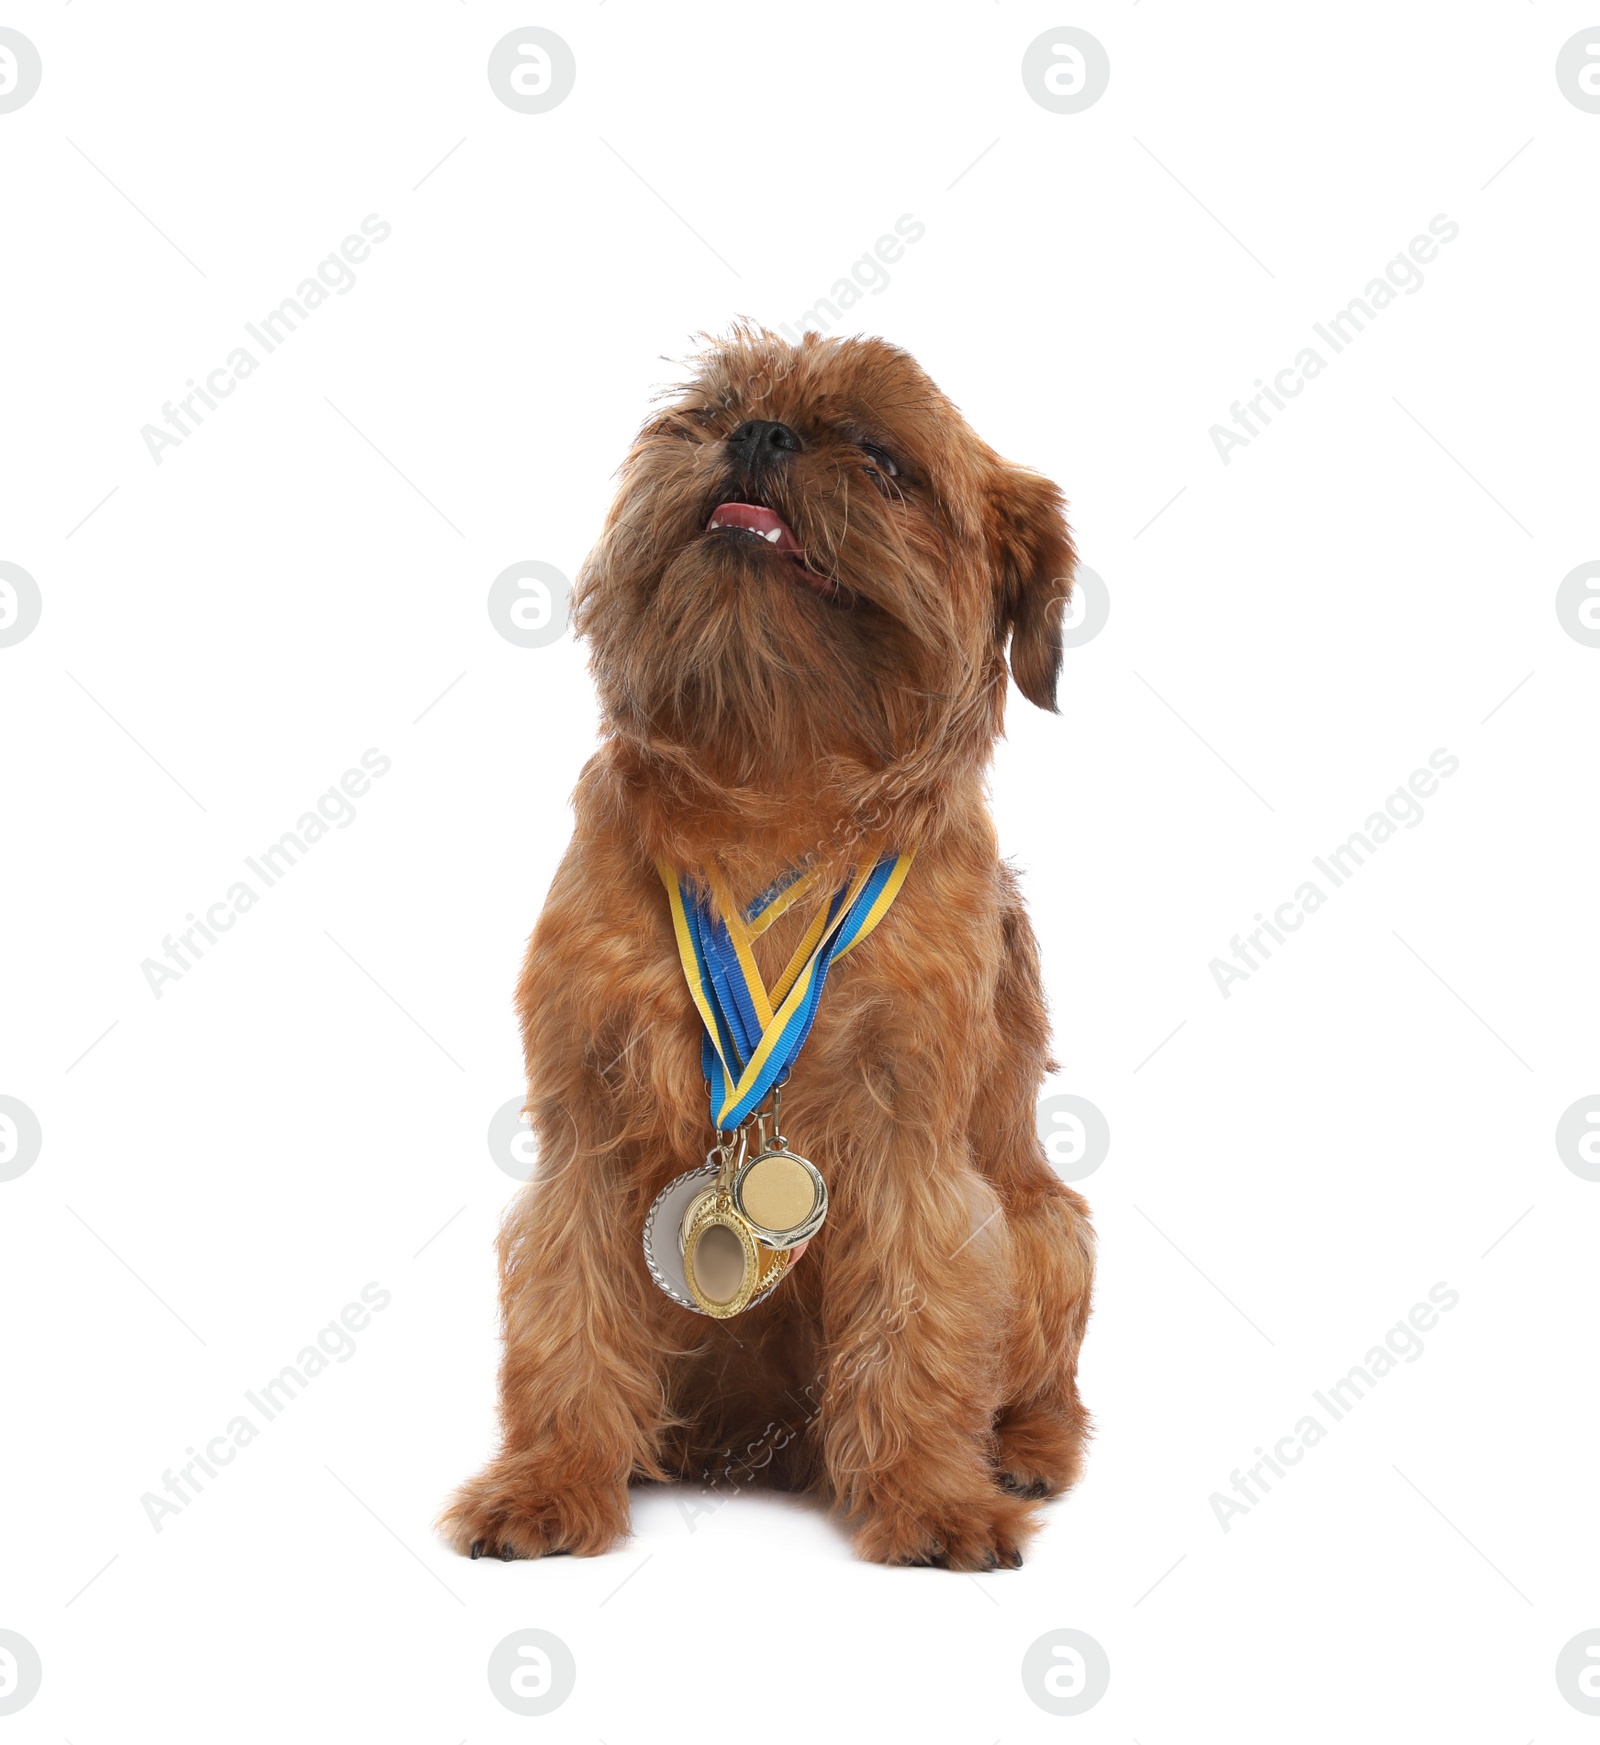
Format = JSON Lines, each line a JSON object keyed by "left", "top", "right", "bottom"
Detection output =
{"left": 733, "top": 1098, "right": 827, "bottom": 1249}
{"left": 681, "top": 1184, "right": 793, "bottom": 1318}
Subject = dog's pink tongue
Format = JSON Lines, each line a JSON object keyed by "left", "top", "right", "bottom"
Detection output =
{"left": 706, "top": 501, "right": 800, "bottom": 553}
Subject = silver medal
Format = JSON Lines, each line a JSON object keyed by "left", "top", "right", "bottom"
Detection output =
{"left": 642, "top": 1162, "right": 720, "bottom": 1313}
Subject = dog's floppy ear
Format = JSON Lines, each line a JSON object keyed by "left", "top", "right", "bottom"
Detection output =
{"left": 990, "top": 465, "right": 1076, "bottom": 712}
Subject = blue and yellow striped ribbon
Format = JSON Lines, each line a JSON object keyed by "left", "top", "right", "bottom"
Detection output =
{"left": 659, "top": 851, "right": 913, "bottom": 1131}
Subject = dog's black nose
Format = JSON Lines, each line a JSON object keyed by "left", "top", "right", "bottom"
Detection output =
{"left": 727, "top": 419, "right": 802, "bottom": 465}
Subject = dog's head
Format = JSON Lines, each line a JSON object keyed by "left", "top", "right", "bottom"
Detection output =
{"left": 575, "top": 329, "right": 1074, "bottom": 786}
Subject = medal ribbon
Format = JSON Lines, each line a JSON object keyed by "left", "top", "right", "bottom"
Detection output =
{"left": 659, "top": 851, "right": 914, "bottom": 1131}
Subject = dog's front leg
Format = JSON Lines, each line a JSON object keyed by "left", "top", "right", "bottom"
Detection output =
{"left": 441, "top": 841, "right": 682, "bottom": 1561}
{"left": 438, "top": 1093, "right": 673, "bottom": 1559}
{"left": 817, "top": 1104, "right": 1038, "bottom": 1570}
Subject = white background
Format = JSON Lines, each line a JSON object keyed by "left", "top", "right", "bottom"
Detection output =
{"left": 2, "top": 3, "right": 1597, "bottom": 1740}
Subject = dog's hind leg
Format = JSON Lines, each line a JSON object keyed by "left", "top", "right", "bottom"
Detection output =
{"left": 991, "top": 1179, "right": 1094, "bottom": 1498}
{"left": 979, "top": 873, "right": 1096, "bottom": 1500}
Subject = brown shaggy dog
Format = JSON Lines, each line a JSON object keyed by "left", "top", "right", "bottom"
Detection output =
{"left": 441, "top": 327, "right": 1095, "bottom": 1571}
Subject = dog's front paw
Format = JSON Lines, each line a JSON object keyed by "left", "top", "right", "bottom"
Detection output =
{"left": 851, "top": 1486, "right": 1039, "bottom": 1571}
{"left": 439, "top": 1457, "right": 630, "bottom": 1560}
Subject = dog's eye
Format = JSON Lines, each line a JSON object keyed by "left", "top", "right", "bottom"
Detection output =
{"left": 859, "top": 442, "right": 900, "bottom": 479}
{"left": 648, "top": 409, "right": 710, "bottom": 442}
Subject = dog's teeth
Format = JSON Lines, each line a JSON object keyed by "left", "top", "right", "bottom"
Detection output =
{"left": 764, "top": 527, "right": 781, "bottom": 542}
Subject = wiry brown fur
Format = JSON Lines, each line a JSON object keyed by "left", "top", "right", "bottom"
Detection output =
{"left": 440, "top": 328, "right": 1095, "bottom": 1570}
